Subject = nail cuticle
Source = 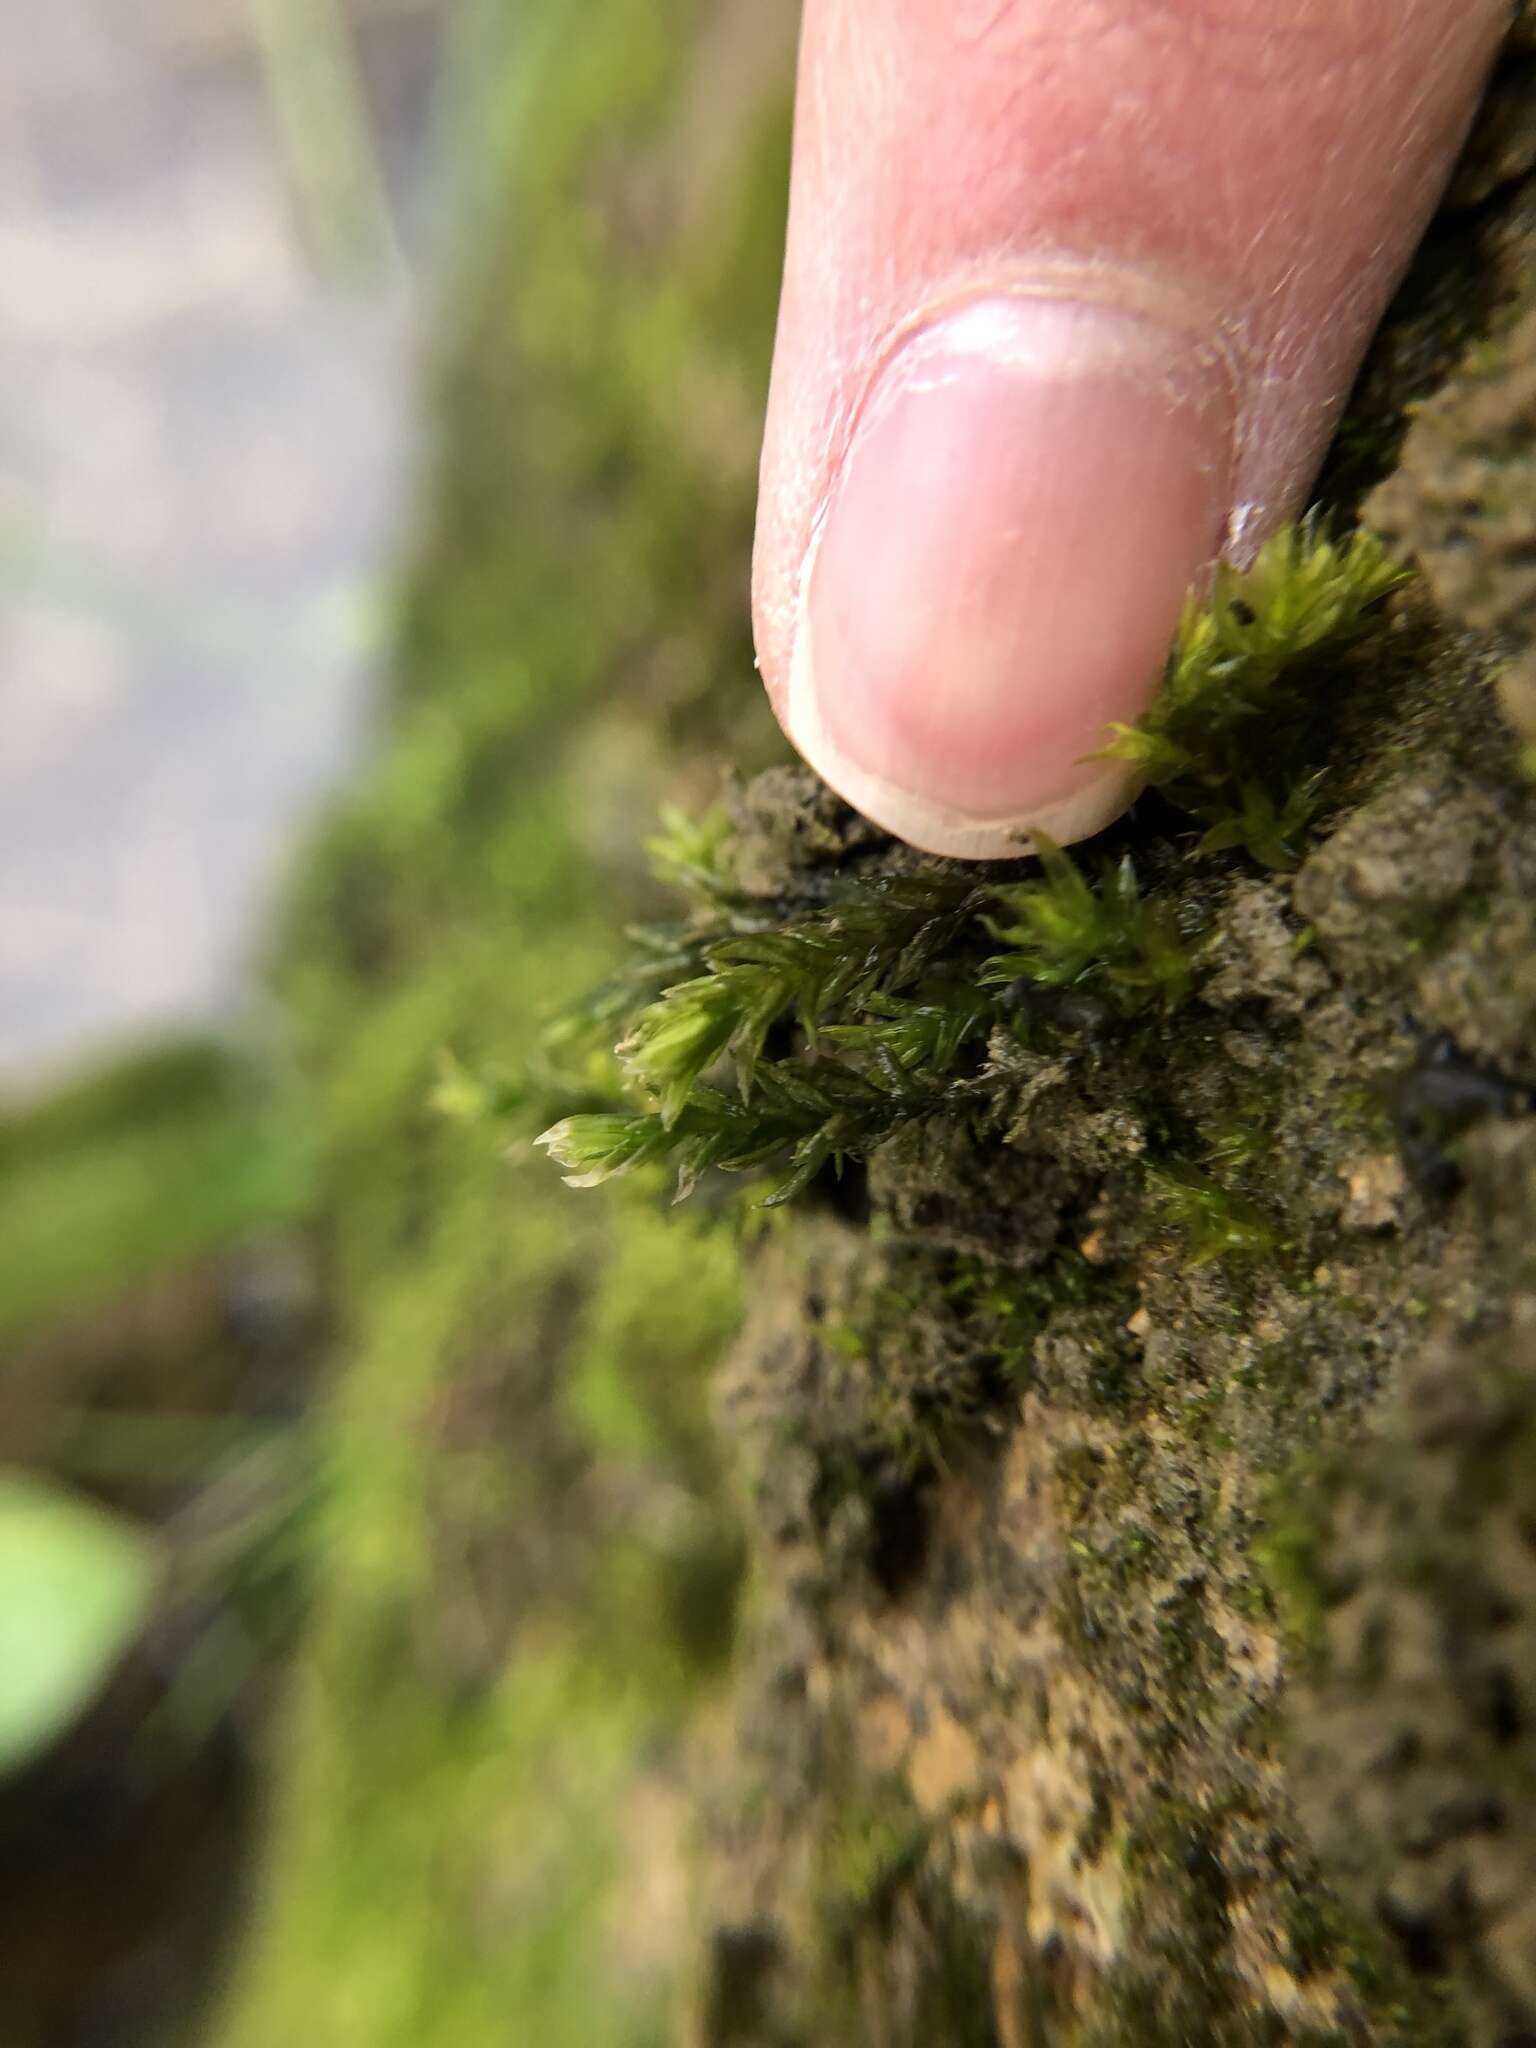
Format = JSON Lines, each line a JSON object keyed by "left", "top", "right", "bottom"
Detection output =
{"left": 821, "top": 260, "right": 1237, "bottom": 494}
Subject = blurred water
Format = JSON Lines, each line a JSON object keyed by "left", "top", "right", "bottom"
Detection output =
{"left": 0, "top": 0, "right": 448, "bottom": 1092}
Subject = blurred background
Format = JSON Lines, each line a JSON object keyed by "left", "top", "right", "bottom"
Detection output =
{"left": 0, "top": 3, "right": 794, "bottom": 2042}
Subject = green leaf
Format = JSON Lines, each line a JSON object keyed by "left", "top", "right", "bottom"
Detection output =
{"left": 0, "top": 1470, "right": 159, "bottom": 1773}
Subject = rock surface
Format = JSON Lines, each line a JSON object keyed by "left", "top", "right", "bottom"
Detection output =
{"left": 690, "top": 36, "right": 1536, "bottom": 2048}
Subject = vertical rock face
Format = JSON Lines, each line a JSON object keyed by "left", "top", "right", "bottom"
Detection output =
{"left": 691, "top": 41, "right": 1536, "bottom": 2048}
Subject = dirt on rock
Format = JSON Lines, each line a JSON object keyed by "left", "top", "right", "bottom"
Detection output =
{"left": 687, "top": 32, "right": 1536, "bottom": 2048}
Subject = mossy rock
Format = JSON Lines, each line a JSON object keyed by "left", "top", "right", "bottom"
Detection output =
{"left": 677, "top": 37, "right": 1536, "bottom": 2048}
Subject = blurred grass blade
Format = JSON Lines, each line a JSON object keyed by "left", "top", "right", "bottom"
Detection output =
{"left": 251, "top": 0, "right": 401, "bottom": 285}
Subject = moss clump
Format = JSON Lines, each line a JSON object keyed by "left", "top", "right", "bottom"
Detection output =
{"left": 982, "top": 839, "right": 1198, "bottom": 1008}
{"left": 1100, "top": 521, "right": 1407, "bottom": 867}
{"left": 808, "top": 1777, "right": 998, "bottom": 2048}
{"left": 531, "top": 522, "right": 1406, "bottom": 1215}
{"left": 1143, "top": 1161, "right": 1283, "bottom": 1267}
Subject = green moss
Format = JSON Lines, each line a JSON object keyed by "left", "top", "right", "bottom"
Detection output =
{"left": 215, "top": 4, "right": 795, "bottom": 2044}
{"left": 539, "top": 867, "right": 991, "bottom": 1200}
{"left": 817, "top": 1775, "right": 932, "bottom": 1933}
{"left": 1143, "top": 1161, "right": 1282, "bottom": 1267}
{"left": 1251, "top": 1452, "right": 1352, "bottom": 1665}
{"left": 983, "top": 839, "right": 1198, "bottom": 1006}
{"left": 1101, "top": 521, "right": 1408, "bottom": 868}
{"left": 536, "top": 521, "right": 1404, "bottom": 1221}
{"left": 809, "top": 1773, "right": 999, "bottom": 2048}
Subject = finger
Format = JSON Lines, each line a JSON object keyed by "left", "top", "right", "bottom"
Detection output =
{"left": 753, "top": 0, "right": 1508, "bottom": 857}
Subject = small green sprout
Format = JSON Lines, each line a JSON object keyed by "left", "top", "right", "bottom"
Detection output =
{"left": 821, "top": 986, "right": 994, "bottom": 1079}
{"left": 1193, "top": 773, "right": 1327, "bottom": 872}
{"left": 527, "top": 850, "right": 990, "bottom": 1204}
{"left": 1101, "top": 519, "right": 1408, "bottom": 866}
{"left": 616, "top": 874, "right": 981, "bottom": 1121}
{"left": 981, "top": 837, "right": 1195, "bottom": 1007}
{"left": 620, "top": 972, "right": 749, "bottom": 1125}
{"left": 1144, "top": 1162, "right": 1280, "bottom": 1265}
{"left": 643, "top": 800, "right": 740, "bottom": 906}
{"left": 539, "top": 1056, "right": 959, "bottom": 1207}
{"left": 536, "top": 1110, "right": 672, "bottom": 1189}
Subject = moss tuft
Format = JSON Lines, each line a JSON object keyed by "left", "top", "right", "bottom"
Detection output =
{"left": 983, "top": 838, "right": 1197, "bottom": 1008}
{"left": 531, "top": 520, "right": 1406, "bottom": 1213}
{"left": 1102, "top": 520, "right": 1408, "bottom": 867}
{"left": 1143, "top": 1162, "right": 1282, "bottom": 1267}
{"left": 1251, "top": 1452, "right": 1353, "bottom": 1665}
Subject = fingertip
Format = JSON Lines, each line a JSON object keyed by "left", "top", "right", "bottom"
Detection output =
{"left": 783, "top": 289, "right": 1232, "bottom": 854}
{"left": 754, "top": 0, "right": 1509, "bottom": 857}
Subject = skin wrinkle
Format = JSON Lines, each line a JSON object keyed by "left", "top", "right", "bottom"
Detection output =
{"left": 947, "top": 0, "right": 1397, "bottom": 68}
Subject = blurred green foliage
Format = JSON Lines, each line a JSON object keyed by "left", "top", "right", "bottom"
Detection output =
{"left": 0, "top": 1470, "right": 159, "bottom": 1772}
{"left": 212, "top": 3, "right": 794, "bottom": 2043}
{"left": 1, "top": 0, "right": 790, "bottom": 2037}
{"left": 0, "top": 1041, "right": 308, "bottom": 1347}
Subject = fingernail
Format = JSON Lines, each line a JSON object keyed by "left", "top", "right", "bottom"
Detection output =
{"left": 788, "top": 292, "right": 1235, "bottom": 858}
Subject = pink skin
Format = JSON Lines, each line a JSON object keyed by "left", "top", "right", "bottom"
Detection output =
{"left": 752, "top": 0, "right": 1509, "bottom": 857}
